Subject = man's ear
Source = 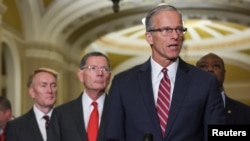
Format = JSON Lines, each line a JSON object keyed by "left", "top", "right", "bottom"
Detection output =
{"left": 77, "top": 69, "right": 84, "bottom": 83}
{"left": 145, "top": 32, "right": 153, "bottom": 46}
{"left": 28, "top": 87, "right": 35, "bottom": 98}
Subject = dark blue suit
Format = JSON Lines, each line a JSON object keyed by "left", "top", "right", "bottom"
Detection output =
{"left": 47, "top": 94, "right": 108, "bottom": 141}
{"left": 225, "top": 95, "right": 250, "bottom": 124}
{"left": 104, "top": 57, "right": 225, "bottom": 141}
{"left": 5, "top": 109, "right": 44, "bottom": 141}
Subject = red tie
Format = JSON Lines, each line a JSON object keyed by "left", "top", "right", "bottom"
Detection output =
{"left": 0, "top": 127, "right": 5, "bottom": 141}
{"left": 87, "top": 102, "right": 99, "bottom": 141}
{"left": 156, "top": 68, "right": 171, "bottom": 136}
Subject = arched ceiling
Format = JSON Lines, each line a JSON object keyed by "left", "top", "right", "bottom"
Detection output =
{"left": 2, "top": 0, "right": 250, "bottom": 83}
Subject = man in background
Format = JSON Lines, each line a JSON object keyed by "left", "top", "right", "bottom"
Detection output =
{"left": 48, "top": 51, "right": 111, "bottom": 141}
{"left": 5, "top": 67, "right": 59, "bottom": 141}
{"left": 0, "top": 96, "right": 14, "bottom": 141}
{"left": 196, "top": 52, "right": 250, "bottom": 124}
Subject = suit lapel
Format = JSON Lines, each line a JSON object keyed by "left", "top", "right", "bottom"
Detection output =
{"left": 27, "top": 109, "right": 44, "bottom": 141}
{"left": 97, "top": 94, "right": 108, "bottom": 141}
{"left": 138, "top": 59, "right": 163, "bottom": 136}
{"left": 165, "top": 58, "right": 191, "bottom": 137}
{"left": 71, "top": 95, "right": 88, "bottom": 140}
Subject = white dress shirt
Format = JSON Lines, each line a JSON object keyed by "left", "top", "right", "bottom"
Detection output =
{"left": 82, "top": 91, "right": 105, "bottom": 130}
{"left": 151, "top": 57, "right": 178, "bottom": 105}
{"left": 33, "top": 105, "right": 52, "bottom": 141}
{"left": 221, "top": 91, "right": 226, "bottom": 107}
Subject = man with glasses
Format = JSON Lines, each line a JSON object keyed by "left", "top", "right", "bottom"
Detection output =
{"left": 104, "top": 4, "right": 225, "bottom": 141}
{"left": 48, "top": 51, "right": 111, "bottom": 141}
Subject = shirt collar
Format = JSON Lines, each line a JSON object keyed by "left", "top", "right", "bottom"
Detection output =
{"left": 82, "top": 91, "right": 106, "bottom": 108}
{"left": 33, "top": 105, "right": 53, "bottom": 120}
{"left": 151, "top": 57, "right": 179, "bottom": 80}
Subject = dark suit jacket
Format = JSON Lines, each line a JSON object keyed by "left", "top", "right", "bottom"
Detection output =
{"left": 225, "top": 95, "right": 250, "bottom": 124}
{"left": 47, "top": 93, "right": 108, "bottom": 141}
{"left": 5, "top": 108, "right": 44, "bottom": 141}
{"left": 104, "top": 57, "right": 225, "bottom": 141}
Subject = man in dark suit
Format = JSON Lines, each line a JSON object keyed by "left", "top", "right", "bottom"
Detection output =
{"left": 104, "top": 4, "right": 225, "bottom": 141}
{"left": 5, "top": 67, "right": 58, "bottom": 141}
{"left": 47, "top": 51, "right": 111, "bottom": 141}
{"left": 196, "top": 52, "right": 250, "bottom": 124}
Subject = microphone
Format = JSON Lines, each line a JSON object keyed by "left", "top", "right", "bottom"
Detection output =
{"left": 143, "top": 133, "right": 153, "bottom": 141}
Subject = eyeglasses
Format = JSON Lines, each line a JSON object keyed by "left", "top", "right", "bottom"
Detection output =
{"left": 81, "top": 65, "right": 110, "bottom": 73}
{"left": 148, "top": 27, "right": 187, "bottom": 36}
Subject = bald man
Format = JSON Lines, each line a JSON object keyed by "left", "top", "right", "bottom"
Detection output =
{"left": 196, "top": 53, "right": 250, "bottom": 125}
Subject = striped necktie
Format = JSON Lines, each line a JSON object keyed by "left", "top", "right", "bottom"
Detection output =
{"left": 156, "top": 68, "right": 171, "bottom": 136}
